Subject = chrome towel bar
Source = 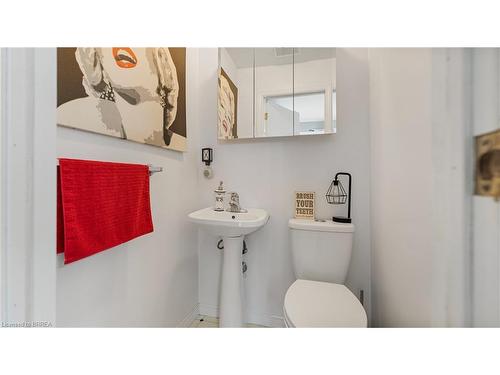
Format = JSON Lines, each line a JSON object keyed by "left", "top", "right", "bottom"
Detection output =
{"left": 57, "top": 162, "right": 163, "bottom": 176}
{"left": 147, "top": 164, "right": 163, "bottom": 176}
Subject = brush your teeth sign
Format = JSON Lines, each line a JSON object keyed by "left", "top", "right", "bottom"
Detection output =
{"left": 295, "top": 192, "right": 315, "bottom": 219}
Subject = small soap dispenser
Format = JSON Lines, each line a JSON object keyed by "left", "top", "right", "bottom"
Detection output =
{"left": 214, "top": 181, "right": 226, "bottom": 211}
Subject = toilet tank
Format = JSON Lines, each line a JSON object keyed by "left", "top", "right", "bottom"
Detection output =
{"left": 289, "top": 219, "right": 355, "bottom": 283}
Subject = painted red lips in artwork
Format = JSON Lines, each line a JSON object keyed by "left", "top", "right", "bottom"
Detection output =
{"left": 113, "top": 47, "right": 138, "bottom": 68}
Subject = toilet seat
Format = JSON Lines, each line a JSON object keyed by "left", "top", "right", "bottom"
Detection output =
{"left": 283, "top": 279, "right": 367, "bottom": 327}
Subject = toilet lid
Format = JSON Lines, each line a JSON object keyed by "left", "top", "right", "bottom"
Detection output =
{"left": 284, "top": 280, "right": 367, "bottom": 327}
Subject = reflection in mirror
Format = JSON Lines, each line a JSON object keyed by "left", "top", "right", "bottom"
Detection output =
{"left": 264, "top": 91, "right": 331, "bottom": 136}
{"left": 264, "top": 94, "right": 296, "bottom": 137}
{"left": 293, "top": 48, "right": 336, "bottom": 135}
{"left": 218, "top": 48, "right": 254, "bottom": 139}
{"left": 255, "top": 48, "right": 294, "bottom": 137}
{"left": 292, "top": 91, "right": 326, "bottom": 135}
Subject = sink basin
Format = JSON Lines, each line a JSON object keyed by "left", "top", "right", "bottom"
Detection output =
{"left": 188, "top": 206, "right": 269, "bottom": 327}
{"left": 188, "top": 207, "right": 269, "bottom": 237}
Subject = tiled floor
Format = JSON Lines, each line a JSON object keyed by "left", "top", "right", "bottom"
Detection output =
{"left": 190, "top": 315, "right": 266, "bottom": 328}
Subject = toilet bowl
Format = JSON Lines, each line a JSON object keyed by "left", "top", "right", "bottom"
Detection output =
{"left": 283, "top": 279, "right": 367, "bottom": 327}
{"left": 284, "top": 219, "right": 367, "bottom": 327}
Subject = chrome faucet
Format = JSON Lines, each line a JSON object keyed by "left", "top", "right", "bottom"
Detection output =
{"left": 227, "top": 192, "right": 243, "bottom": 213}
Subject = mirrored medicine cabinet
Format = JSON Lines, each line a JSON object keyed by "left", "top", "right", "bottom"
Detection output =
{"left": 218, "top": 47, "right": 336, "bottom": 140}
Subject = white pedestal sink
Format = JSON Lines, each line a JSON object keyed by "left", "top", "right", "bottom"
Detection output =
{"left": 188, "top": 207, "right": 269, "bottom": 327}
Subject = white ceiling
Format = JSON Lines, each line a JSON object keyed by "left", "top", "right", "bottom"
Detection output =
{"left": 224, "top": 48, "right": 336, "bottom": 68}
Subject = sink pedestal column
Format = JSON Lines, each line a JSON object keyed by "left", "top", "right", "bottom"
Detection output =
{"left": 219, "top": 236, "right": 244, "bottom": 327}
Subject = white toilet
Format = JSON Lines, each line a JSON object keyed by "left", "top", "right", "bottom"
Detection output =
{"left": 283, "top": 219, "right": 367, "bottom": 327}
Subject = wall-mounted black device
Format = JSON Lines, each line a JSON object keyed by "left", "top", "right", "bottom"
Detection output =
{"left": 202, "top": 148, "right": 213, "bottom": 166}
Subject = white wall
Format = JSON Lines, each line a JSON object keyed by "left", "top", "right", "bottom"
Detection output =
{"left": 471, "top": 48, "right": 500, "bottom": 327}
{"left": 55, "top": 49, "right": 201, "bottom": 327}
{"left": 369, "top": 48, "right": 471, "bottom": 327}
{"left": 0, "top": 49, "right": 3, "bottom": 322}
{"left": 196, "top": 48, "right": 371, "bottom": 327}
{"left": 1, "top": 49, "right": 57, "bottom": 326}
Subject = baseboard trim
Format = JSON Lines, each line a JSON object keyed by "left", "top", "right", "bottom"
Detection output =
{"left": 198, "top": 303, "right": 218, "bottom": 318}
{"left": 198, "top": 303, "right": 286, "bottom": 328}
{"left": 247, "top": 311, "right": 286, "bottom": 328}
{"left": 177, "top": 303, "right": 200, "bottom": 327}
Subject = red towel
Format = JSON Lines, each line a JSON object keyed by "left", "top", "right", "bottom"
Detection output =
{"left": 57, "top": 158, "right": 154, "bottom": 264}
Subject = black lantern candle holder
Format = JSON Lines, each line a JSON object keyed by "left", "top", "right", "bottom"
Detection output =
{"left": 326, "top": 172, "right": 352, "bottom": 223}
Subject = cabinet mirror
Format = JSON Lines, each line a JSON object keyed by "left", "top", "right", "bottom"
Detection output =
{"left": 218, "top": 48, "right": 336, "bottom": 140}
